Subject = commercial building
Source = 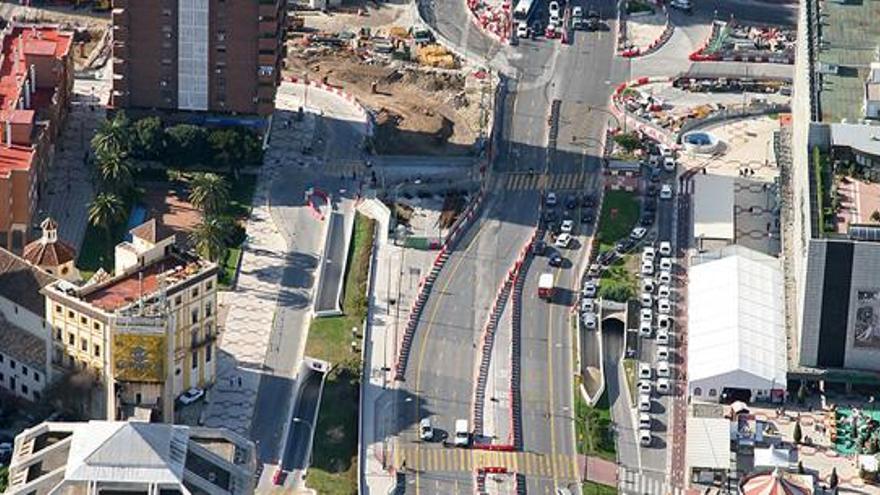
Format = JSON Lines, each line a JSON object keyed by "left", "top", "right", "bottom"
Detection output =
{"left": 4, "top": 420, "right": 256, "bottom": 495}
{"left": 687, "top": 246, "right": 787, "bottom": 403}
{"left": 110, "top": 0, "right": 285, "bottom": 118}
{"left": 43, "top": 219, "right": 219, "bottom": 422}
{"left": 0, "top": 24, "right": 74, "bottom": 253}
{"left": 0, "top": 246, "right": 56, "bottom": 402}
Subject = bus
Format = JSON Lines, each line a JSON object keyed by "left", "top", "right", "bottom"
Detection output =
{"left": 513, "top": 0, "right": 538, "bottom": 22}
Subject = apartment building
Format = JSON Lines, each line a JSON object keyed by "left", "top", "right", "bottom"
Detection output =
{"left": 110, "top": 0, "right": 285, "bottom": 117}
{"left": 0, "top": 24, "right": 74, "bottom": 253}
{"left": 5, "top": 420, "right": 256, "bottom": 495}
{"left": 43, "top": 219, "right": 219, "bottom": 422}
{"left": 0, "top": 246, "right": 56, "bottom": 402}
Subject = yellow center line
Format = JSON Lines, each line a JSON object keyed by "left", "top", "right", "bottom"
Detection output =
{"left": 413, "top": 226, "right": 487, "bottom": 495}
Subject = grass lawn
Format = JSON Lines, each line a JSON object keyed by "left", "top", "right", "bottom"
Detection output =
{"left": 574, "top": 385, "right": 616, "bottom": 461}
{"left": 596, "top": 191, "right": 640, "bottom": 253}
{"left": 305, "top": 213, "right": 376, "bottom": 495}
{"left": 623, "top": 359, "right": 637, "bottom": 407}
{"left": 583, "top": 481, "right": 618, "bottom": 495}
{"left": 598, "top": 255, "right": 638, "bottom": 303}
{"left": 218, "top": 246, "right": 242, "bottom": 288}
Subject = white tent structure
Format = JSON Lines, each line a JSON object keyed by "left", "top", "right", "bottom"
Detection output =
{"left": 688, "top": 246, "right": 787, "bottom": 403}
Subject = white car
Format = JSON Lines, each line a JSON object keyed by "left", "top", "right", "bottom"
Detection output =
{"left": 549, "top": 0, "right": 561, "bottom": 18}
{"left": 638, "top": 380, "right": 652, "bottom": 395}
{"left": 663, "top": 156, "right": 676, "bottom": 172}
{"left": 660, "top": 184, "right": 673, "bottom": 200}
{"left": 659, "top": 241, "right": 672, "bottom": 256}
{"left": 659, "top": 257, "right": 673, "bottom": 272}
{"left": 640, "top": 308, "right": 652, "bottom": 324}
{"left": 657, "top": 378, "right": 671, "bottom": 395}
{"left": 420, "top": 418, "right": 434, "bottom": 441}
{"left": 638, "top": 394, "right": 652, "bottom": 412}
{"left": 658, "top": 143, "right": 672, "bottom": 157}
{"left": 454, "top": 419, "right": 470, "bottom": 447}
{"left": 640, "top": 292, "right": 653, "bottom": 308}
{"left": 639, "top": 429, "right": 653, "bottom": 446}
{"left": 658, "top": 314, "right": 673, "bottom": 332}
{"left": 582, "top": 280, "right": 597, "bottom": 298}
{"left": 517, "top": 22, "right": 529, "bottom": 38}
{"left": 639, "top": 412, "right": 652, "bottom": 430}
{"left": 658, "top": 298, "right": 672, "bottom": 314}
{"left": 581, "top": 297, "right": 595, "bottom": 313}
{"left": 639, "top": 321, "right": 653, "bottom": 338}
{"left": 554, "top": 233, "right": 572, "bottom": 248}
{"left": 641, "top": 278, "right": 655, "bottom": 293}
{"left": 658, "top": 270, "right": 672, "bottom": 285}
{"left": 179, "top": 387, "right": 205, "bottom": 405}
{"left": 640, "top": 261, "right": 654, "bottom": 276}
{"left": 656, "top": 345, "right": 670, "bottom": 362}
{"left": 658, "top": 284, "right": 671, "bottom": 300}
{"left": 631, "top": 226, "right": 648, "bottom": 240}
{"left": 656, "top": 329, "right": 669, "bottom": 345}
{"left": 657, "top": 360, "right": 671, "bottom": 378}
{"left": 583, "top": 313, "right": 597, "bottom": 330}
{"left": 670, "top": 0, "right": 692, "bottom": 10}
{"left": 561, "top": 219, "right": 574, "bottom": 234}
{"left": 638, "top": 362, "right": 652, "bottom": 380}
{"left": 642, "top": 246, "right": 656, "bottom": 263}
{"left": 546, "top": 191, "right": 557, "bottom": 206}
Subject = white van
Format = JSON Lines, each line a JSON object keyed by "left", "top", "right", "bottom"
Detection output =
{"left": 454, "top": 419, "right": 470, "bottom": 446}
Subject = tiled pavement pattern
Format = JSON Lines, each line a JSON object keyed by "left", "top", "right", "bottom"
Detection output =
{"left": 392, "top": 445, "right": 580, "bottom": 481}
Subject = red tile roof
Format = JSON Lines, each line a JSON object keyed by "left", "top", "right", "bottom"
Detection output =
{"left": 82, "top": 261, "right": 167, "bottom": 312}
{"left": 0, "top": 144, "right": 34, "bottom": 178}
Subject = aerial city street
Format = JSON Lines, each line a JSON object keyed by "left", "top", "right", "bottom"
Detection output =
{"left": 1, "top": 0, "right": 880, "bottom": 494}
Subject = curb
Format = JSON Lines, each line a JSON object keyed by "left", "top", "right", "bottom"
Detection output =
{"left": 286, "top": 77, "right": 374, "bottom": 136}
{"left": 618, "top": 6, "right": 674, "bottom": 59}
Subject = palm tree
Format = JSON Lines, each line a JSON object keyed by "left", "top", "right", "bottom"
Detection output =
{"left": 97, "top": 152, "right": 134, "bottom": 191}
{"left": 189, "top": 216, "right": 230, "bottom": 262}
{"left": 88, "top": 192, "right": 126, "bottom": 236}
{"left": 189, "top": 173, "right": 230, "bottom": 216}
{"left": 91, "top": 112, "right": 131, "bottom": 160}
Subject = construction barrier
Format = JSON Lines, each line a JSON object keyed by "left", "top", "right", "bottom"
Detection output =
{"left": 286, "top": 77, "right": 374, "bottom": 136}
{"left": 618, "top": 5, "right": 673, "bottom": 58}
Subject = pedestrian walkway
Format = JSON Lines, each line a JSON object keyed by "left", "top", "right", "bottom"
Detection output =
{"left": 618, "top": 467, "right": 683, "bottom": 495}
{"left": 504, "top": 172, "right": 590, "bottom": 191}
{"left": 392, "top": 446, "right": 580, "bottom": 480}
{"left": 37, "top": 67, "right": 111, "bottom": 250}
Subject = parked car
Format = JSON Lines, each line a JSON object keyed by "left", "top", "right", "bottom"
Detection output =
{"left": 640, "top": 308, "right": 653, "bottom": 324}
{"left": 454, "top": 419, "right": 470, "bottom": 447}
{"left": 641, "top": 261, "right": 654, "bottom": 276}
{"left": 640, "top": 292, "right": 653, "bottom": 308}
{"left": 561, "top": 219, "right": 574, "bottom": 234}
{"left": 565, "top": 195, "right": 578, "bottom": 210}
{"left": 638, "top": 362, "right": 652, "bottom": 379}
{"left": 549, "top": 1, "right": 561, "bottom": 18}
{"left": 638, "top": 381, "right": 652, "bottom": 396}
{"left": 658, "top": 270, "right": 672, "bottom": 285}
{"left": 639, "top": 429, "right": 653, "bottom": 446}
{"left": 546, "top": 191, "right": 558, "bottom": 206}
{"left": 581, "top": 297, "right": 595, "bottom": 314}
{"left": 642, "top": 246, "right": 656, "bottom": 263}
{"left": 657, "top": 378, "right": 672, "bottom": 395}
{"left": 663, "top": 156, "right": 676, "bottom": 172}
{"left": 639, "top": 321, "right": 653, "bottom": 338}
{"left": 587, "top": 263, "right": 600, "bottom": 278}
{"left": 659, "top": 241, "right": 672, "bottom": 256}
{"left": 582, "top": 193, "right": 596, "bottom": 207}
{"left": 581, "top": 209, "right": 595, "bottom": 224}
{"left": 656, "top": 329, "right": 669, "bottom": 345}
{"left": 659, "top": 257, "right": 673, "bottom": 271}
{"left": 658, "top": 298, "right": 672, "bottom": 314}
{"left": 549, "top": 250, "right": 564, "bottom": 267}
{"left": 658, "top": 314, "right": 673, "bottom": 332}
{"left": 658, "top": 284, "right": 671, "bottom": 300}
{"left": 631, "top": 226, "right": 647, "bottom": 239}
{"left": 582, "top": 280, "right": 598, "bottom": 298}
{"left": 555, "top": 233, "right": 572, "bottom": 248}
{"left": 657, "top": 360, "right": 671, "bottom": 378}
{"left": 656, "top": 345, "right": 670, "bottom": 362}
{"left": 517, "top": 22, "right": 529, "bottom": 38}
{"left": 420, "top": 418, "right": 434, "bottom": 441}
{"left": 670, "top": 0, "right": 692, "bottom": 12}
{"left": 641, "top": 278, "right": 655, "bottom": 293}
{"left": 178, "top": 387, "right": 205, "bottom": 405}
{"left": 583, "top": 312, "right": 597, "bottom": 330}
{"left": 638, "top": 394, "right": 652, "bottom": 412}
{"left": 660, "top": 184, "right": 673, "bottom": 200}
{"left": 639, "top": 413, "right": 652, "bottom": 430}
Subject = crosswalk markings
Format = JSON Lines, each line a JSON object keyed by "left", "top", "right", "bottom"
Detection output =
{"left": 619, "top": 467, "right": 685, "bottom": 495}
{"left": 504, "top": 172, "right": 589, "bottom": 191}
{"left": 394, "top": 446, "right": 580, "bottom": 479}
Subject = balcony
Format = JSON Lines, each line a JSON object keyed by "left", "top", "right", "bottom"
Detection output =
{"left": 259, "top": 2, "right": 279, "bottom": 17}
{"left": 258, "top": 37, "right": 277, "bottom": 51}
{"left": 259, "top": 21, "right": 277, "bottom": 35}
{"left": 258, "top": 53, "right": 276, "bottom": 67}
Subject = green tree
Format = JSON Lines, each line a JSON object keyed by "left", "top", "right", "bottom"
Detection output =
{"left": 91, "top": 111, "right": 132, "bottom": 160}
{"left": 613, "top": 132, "right": 642, "bottom": 153}
{"left": 189, "top": 173, "right": 230, "bottom": 216}
{"left": 0, "top": 465, "right": 7, "bottom": 492}
{"left": 96, "top": 151, "right": 134, "bottom": 192}
{"left": 132, "top": 116, "right": 166, "bottom": 159}
{"left": 189, "top": 216, "right": 231, "bottom": 262}
{"left": 793, "top": 421, "right": 802, "bottom": 444}
{"left": 208, "top": 128, "right": 263, "bottom": 175}
{"left": 165, "top": 124, "right": 210, "bottom": 167}
{"left": 871, "top": 210, "right": 880, "bottom": 223}
{"left": 88, "top": 192, "right": 126, "bottom": 235}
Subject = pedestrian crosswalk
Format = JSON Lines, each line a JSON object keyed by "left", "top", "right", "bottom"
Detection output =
{"left": 504, "top": 172, "right": 590, "bottom": 191}
{"left": 393, "top": 445, "right": 580, "bottom": 480}
{"left": 618, "top": 467, "right": 684, "bottom": 495}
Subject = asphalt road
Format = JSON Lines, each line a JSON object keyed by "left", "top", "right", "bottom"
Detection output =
{"left": 315, "top": 212, "right": 346, "bottom": 314}
{"left": 282, "top": 368, "right": 324, "bottom": 470}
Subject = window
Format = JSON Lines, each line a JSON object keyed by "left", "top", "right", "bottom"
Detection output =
{"left": 81, "top": 339, "right": 87, "bottom": 352}
{"left": 694, "top": 387, "right": 702, "bottom": 396}
{"left": 191, "top": 308, "right": 199, "bottom": 325}
{"left": 0, "top": 372, "right": 4, "bottom": 382}
{"left": 80, "top": 316, "right": 87, "bottom": 325}
{"left": 22, "top": 366, "right": 27, "bottom": 377}
{"left": 175, "top": 368, "right": 181, "bottom": 376}
{"left": 206, "top": 344, "right": 212, "bottom": 363}
{"left": 55, "top": 305, "right": 61, "bottom": 313}
{"left": 175, "top": 296, "right": 182, "bottom": 306}
{"left": 94, "top": 344, "right": 101, "bottom": 358}
{"left": 67, "top": 310, "right": 74, "bottom": 318}
{"left": 191, "top": 351, "right": 198, "bottom": 369}
{"left": 192, "top": 287, "right": 199, "bottom": 298}
{"left": 708, "top": 389, "right": 718, "bottom": 397}
{"left": 33, "top": 391, "right": 40, "bottom": 401}
{"left": 54, "top": 328, "right": 61, "bottom": 340}
{"left": 68, "top": 334, "right": 74, "bottom": 345}
{"left": 93, "top": 322, "right": 100, "bottom": 331}
{"left": 206, "top": 302, "right": 213, "bottom": 318}
{"left": 33, "top": 372, "right": 39, "bottom": 383}
{"left": 0, "top": 354, "right": 5, "bottom": 363}
{"left": 206, "top": 281, "right": 213, "bottom": 291}
{"left": 21, "top": 384, "right": 28, "bottom": 395}
{"left": 9, "top": 360, "right": 15, "bottom": 370}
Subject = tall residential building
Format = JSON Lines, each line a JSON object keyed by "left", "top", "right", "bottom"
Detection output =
{"left": 5, "top": 420, "right": 256, "bottom": 495}
{"left": 0, "top": 24, "right": 74, "bottom": 253}
{"left": 110, "top": 0, "right": 286, "bottom": 117}
{"left": 43, "top": 219, "right": 219, "bottom": 422}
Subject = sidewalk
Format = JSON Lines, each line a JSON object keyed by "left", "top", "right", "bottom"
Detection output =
{"left": 362, "top": 241, "right": 437, "bottom": 494}
{"left": 484, "top": 294, "right": 513, "bottom": 446}
{"left": 37, "top": 65, "right": 111, "bottom": 250}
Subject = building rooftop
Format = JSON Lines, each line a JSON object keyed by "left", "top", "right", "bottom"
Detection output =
{"left": 0, "top": 312, "right": 45, "bottom": 371}
{"left": 23, "top": 217, "right": 77, "bottom": 267}
{"left": 0, "top": 246, "right": 56, "bottom": 315}
{"left": 815, "top": 0, "right": 880, "bottom": 123}
{"left": 829, "top": 122, "right": 880, "bottom": 157}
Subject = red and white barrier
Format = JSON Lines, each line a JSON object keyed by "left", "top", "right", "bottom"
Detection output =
{"left": 287, "top": 76, "right": 374, "bottom": 136}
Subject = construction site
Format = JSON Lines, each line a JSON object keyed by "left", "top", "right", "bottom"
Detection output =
{"left": 285, "top": 2, "right": 496, "bottom": 156}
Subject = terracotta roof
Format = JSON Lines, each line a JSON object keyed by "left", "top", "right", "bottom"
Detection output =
{"left": 23, "top": 236, "right": 77, "bottom": 267}
{"left": 0, "top": 313, "right": 45, "bottom": 371}
{"left": 0, "top": 247, "right": 55, "bottom": 315}
{"left": 130, "top": 218, "right": 174, "bottom": 245}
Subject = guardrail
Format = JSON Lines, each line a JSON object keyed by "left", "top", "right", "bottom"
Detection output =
{"left": 394, "top": 191, "right": 486, "bottom": 381}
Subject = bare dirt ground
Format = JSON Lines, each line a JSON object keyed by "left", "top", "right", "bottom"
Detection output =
{"left": 286, "top": 3, "right": 492, "bottom": 156}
